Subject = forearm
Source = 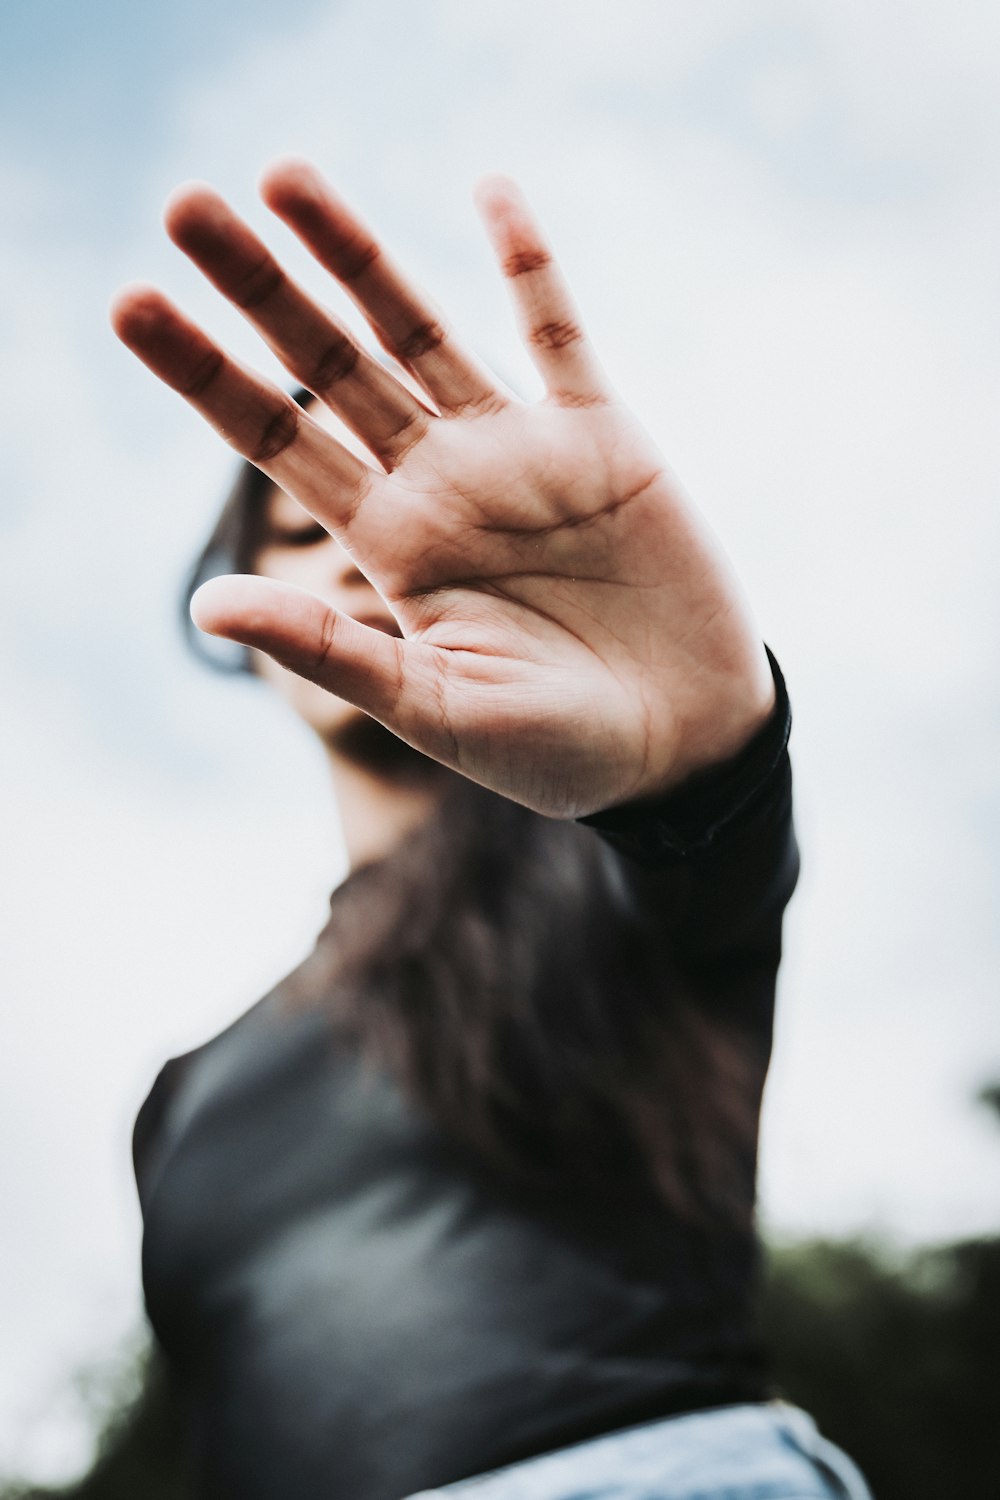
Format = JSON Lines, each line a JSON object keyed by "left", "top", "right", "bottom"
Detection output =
{"left": 581, "top": 648, "right": 798, "bottom": 980}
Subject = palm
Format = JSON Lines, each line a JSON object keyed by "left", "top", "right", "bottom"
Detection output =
{"left": 112, "top": 161, "right": 773, "bottom": 816}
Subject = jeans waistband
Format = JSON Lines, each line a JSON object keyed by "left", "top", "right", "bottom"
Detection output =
{"left": 406, "top": 1400, "right": 873, "bottom": 1500}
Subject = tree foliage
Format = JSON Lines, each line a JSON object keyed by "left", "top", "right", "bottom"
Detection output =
{"left": 763, "top": 1234, "right": 1000, "bottom": 1500}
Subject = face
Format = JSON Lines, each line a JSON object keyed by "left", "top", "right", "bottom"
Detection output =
{"left": 250, "top": 408, "right": 400, "bottom": 747}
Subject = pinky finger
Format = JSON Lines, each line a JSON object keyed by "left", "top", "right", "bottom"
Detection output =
{"left": 474, "top": 175, "right": 607, "bottom": 406}
{"left": 110, "top": 284, "right": 375, "bottom": 532}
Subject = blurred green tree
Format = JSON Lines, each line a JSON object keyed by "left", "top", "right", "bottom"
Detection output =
{"left": 762, "top": 1080, "right": 1000, "bottom": 1500}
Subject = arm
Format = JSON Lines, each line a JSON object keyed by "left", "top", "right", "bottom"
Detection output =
{"left": 110, "top": 161, "right": 775, "bottom": 823}
{"left": 583, "top": 645, "right": 797, "bottom": 978}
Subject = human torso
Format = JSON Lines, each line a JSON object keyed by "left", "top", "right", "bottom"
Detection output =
{"left": 135, "top": 720, "right": 796, "bottom": 1500}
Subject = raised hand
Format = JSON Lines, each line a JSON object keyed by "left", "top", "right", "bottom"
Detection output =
{"left": 111, "top": 160, "right": 774, "bottom": 818}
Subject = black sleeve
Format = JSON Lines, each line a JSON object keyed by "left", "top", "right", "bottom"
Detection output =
{"left": 579, "top": 648, "right": 799, "bottom": 992}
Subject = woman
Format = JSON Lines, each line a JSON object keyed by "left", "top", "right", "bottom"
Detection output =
{"left": 113, "top": 161, "right": 870, "bottom": 1500}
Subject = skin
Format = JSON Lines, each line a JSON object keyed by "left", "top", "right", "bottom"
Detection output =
{"left": 111, "top": 159, "right": 775, "bottom": 820}
{"left": 254, "top": 462, "right": 450, "bottom": 869}
{"left": 251, "top": 416, "right": 405, "bottom": 746}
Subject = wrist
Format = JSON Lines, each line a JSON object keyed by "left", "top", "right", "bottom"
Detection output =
{"left": 581, "top": 646, "right": 790, "bottom": 858}
{"left": 637, "top": 643, "right": 778, "bottom": 804}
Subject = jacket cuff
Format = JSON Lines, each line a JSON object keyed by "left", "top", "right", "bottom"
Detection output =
{"left": 578, "top": 647, "right": 791, "bottom": 865}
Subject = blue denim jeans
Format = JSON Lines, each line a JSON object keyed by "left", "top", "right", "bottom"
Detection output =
{"left": 406, "top": 1402, "right": 873, "bottom": 1500}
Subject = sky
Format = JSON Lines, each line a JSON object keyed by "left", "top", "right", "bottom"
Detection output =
{"left": 2, "top": 0, "right": 999, "bottom": 1482}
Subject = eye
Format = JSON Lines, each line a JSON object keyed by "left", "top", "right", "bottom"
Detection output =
{"left": 272, "top": 521, "right": 329, "bottom": 548}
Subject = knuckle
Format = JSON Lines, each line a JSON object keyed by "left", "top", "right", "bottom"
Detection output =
{"left": 337, "top": 236, "right": 381, "bottom": 283}
{"left": 386, "top": 406, "right": 424, "bottom": 451}
{"left": 182, "top": 347, "right": 224, "bottom": 398}
{"left": 385, "top": 637, "right": 405, "bottom": 715}
{"left": 234, "top": 256, "right": 285, "bottom": 311}
{"left": 309, "top": 336, "right": 361, "bottom": 391}
{"left": 313, "top": 608, "right": 339, "bottom": 679}
{"left": 340, "top": 469, "right": 372, "bottom": 530}
{"left": 502, "top": 248, "right": 551, "bottom": 278}
{"left": 449, "top": 389, "right": 508, "bottom": 419}
{"left": 531, "top": 319, "right": 583, "bottom": 352}
{"left": 551, "top": 388, "right": 608, "bottom": 410}
{"left": 251, "top": 402, "right": 300, "bottom": 464}
{"left": 394, "top": 320, "right": 446, "bottom": 361}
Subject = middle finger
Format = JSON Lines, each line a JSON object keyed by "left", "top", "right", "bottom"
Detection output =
{"left": 260, "top": 159, "right": 507, "bottom": 418}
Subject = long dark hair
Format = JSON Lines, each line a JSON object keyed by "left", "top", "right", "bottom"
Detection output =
{"left": 306, "top": 776, "right": 763, "bottom": 1231}
{"left": 183, "top": 419, "right": 762, "bottom": 1232}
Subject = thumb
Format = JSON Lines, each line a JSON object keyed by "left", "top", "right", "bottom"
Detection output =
{"left": 191, "top": 574, "right": 437, "bottom": 742}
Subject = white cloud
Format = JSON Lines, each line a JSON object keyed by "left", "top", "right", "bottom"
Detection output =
{"left": 807, "top": 0, "right": 1000, "bottom": 176}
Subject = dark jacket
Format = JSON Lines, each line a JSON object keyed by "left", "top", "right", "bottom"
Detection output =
{"left": 133, "top": 659, "right": 796, "bottom": 1500}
